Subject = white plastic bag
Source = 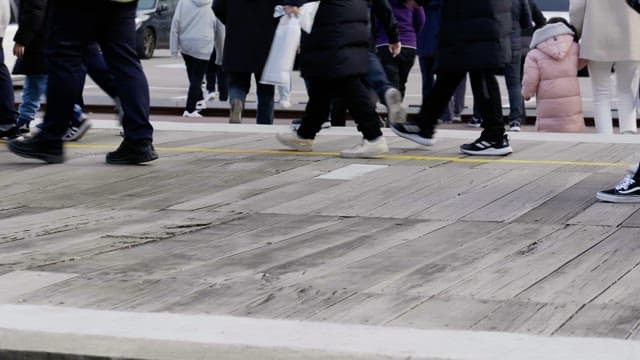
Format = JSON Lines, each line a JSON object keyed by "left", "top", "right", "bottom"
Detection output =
{"left": 260, "top": 14, "right": 302, "bottom": 87}
{"left": 298, "top": 1, "right": 320, "bottom": 34}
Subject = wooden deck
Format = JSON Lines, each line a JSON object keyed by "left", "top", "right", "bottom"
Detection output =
{"left": 1, "top": 124, "right": 640, "bottom": 358}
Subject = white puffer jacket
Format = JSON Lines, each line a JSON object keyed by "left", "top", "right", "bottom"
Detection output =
{"left": 170, "top": 0, "right": 215, "bottom": 60}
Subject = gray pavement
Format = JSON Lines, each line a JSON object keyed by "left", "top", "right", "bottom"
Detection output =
{"left": 1, "top": 120, "right": 640, "bottom": 359}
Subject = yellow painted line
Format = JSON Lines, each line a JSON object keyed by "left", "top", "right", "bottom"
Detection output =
{"left": 64, "top": 143, "right": 631, "bottom": 168}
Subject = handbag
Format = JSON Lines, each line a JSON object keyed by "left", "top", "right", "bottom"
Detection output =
{"left": 628, "top": 0, "right": 640, "bottom": 14}
{"left": 260, "top": 14, "right": 302, "bottom": 87}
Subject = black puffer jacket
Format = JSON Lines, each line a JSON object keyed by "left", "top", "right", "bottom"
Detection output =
{"left": 417, "top": 0, "right": 511, "bottom": 72}
{"left": 213, "top": 0, "right": 280, "bottom": 73}
{"left": 12, "top": 0, "right": 48, "bottom": 75}
{"left": 285, "top": 0, "right": 371, "bottom": 79}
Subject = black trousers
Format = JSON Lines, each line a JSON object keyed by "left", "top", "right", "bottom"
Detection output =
{"left": 0, "top": 38, "right": 18, "bottom": 126}
{"left": 206, "top": 49, "right": 228, "bottom": 101}
{"left": 377, "top": 46, "right": 416, "bottom": 98}
{"left": 43, "top": 0, "right": 153, "bottom": 141}
{"left": 417, "top": 69, "right": 505, "bottom": 141}
{"left": 182, "top": 53, "right": 208, "bottom": 112}
{"left": 298, "top": 76, "right": 382, "bottom": 141}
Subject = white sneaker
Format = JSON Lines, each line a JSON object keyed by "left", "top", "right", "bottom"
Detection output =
{"left": 384, "top": 88, "right": 407, "bottom": 124}
{"left": 195, "top": 100, "right": 207, "bottom": 110}
{"left": 280, "top": 99, "right": 292, "bottom": 109}
{"left": 229, "top": 99, "right": 243, "bottom": 124}
{"left": 183, "top": 110, "right": 203, "bottom": 118}
{"left": 276, "top": 131, "right": 314, "bottom": 152}
{"left": 340, "top": 136, "right": 389, "bottom": 158}
{"left": 204, "top": 91, "right": 217, "bottom": 102}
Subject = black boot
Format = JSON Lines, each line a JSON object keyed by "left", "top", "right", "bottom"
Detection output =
{"left": 8, "top": 135, "right": 64, "bottom": 163}
{"left": 106, "top": 138, "right": 158, "bottom": 165}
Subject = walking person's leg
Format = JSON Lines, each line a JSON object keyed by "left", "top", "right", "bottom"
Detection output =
{"left": 614, "top": 61, "right": 640, "bottom": 134}
{"left": 459, "top": 69, "right": 511, "bottom": 156}
{"left": 8, "top": 0, "right": 88, "bottom": 163}
{"left": 396, "top": 48, "right": 416, "bottom": 99}
{"left": 277, "top": 77, "right": 332, "bottom": 151}
{"left": 227, "top": 71, "right": 250, "bottom": 123}
{"left": 505, "top": 52, "right": 524, "bottom": 131}
{"left": 182, "top": 53, "right": 203, "bottom": 114}
{"left": 205, "top": 49, "right": 218, "bottom": 100}
{"left": 255, "top": 71, "right": 275, "bottom": 125}
{"left": 96, "top": 0, "right": 156, "bottom": 164}
{"left": 17, "top": 75, "right": 47, "bottom": 130}
{"left": 589, "top": 61, "right": 615, "bottom": 134}
{"left": 338, "top": 75, "right": 388, "bottom": 158}
{"left": 0, "top": 37, "right": 19, "bottom": 140}
{"left": 368, "top": 51, "right": 405, "bottom": 124}
{"left": 391, "top": 71, "right": 466, "bottom": 146}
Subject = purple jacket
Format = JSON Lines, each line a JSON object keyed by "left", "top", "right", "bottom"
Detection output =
{"left": 375, "top": 0, "right": 425, "bottom": 48}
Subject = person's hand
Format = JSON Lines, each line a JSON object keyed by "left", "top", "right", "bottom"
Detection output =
{"left": 13, "top": 43, "right": 25, "bottom": 58}
{"left": 284, "top": 5, "right": 299, "bottom": 16}
{"left": 404, "top": 0, "right": 418, "bottom": 8}
{"left": 389, "top": 42, "right": 402, "bottom": 57}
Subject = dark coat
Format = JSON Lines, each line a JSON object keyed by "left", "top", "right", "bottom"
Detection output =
{"left": 212, "top": 0, "right": 280, "bottom": 74}
{"left": 416, "top": 0, "right": 441, "bottom": 57}
{"left": 417, "top": 0, "right": 512, "bottom": 73}
{"left": 285, "top": 0, "right": 371, "bottom": 79}
{"left": 371, "top": 0, "right": 399, "bottom": 51}
{"left": 12, "top": 0, "right": 48, "bottom": 75}
{"left": 510, "top": 0, "right": 532, "bottom": 53}
{"left": 521, "top": 0, "right": 546, "bottom": 53}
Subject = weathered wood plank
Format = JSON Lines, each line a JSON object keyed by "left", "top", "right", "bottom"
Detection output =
{"left": 367, "top": 223, "right": 560, "bottom": 297}
{"left": 462, "top": 171, "right": 591, "bottom": 222}
{"left": 470, "top": 300, "right": 579, "bottom": 336}
{"left": 514, "top": 173, "right": 610, "bottom": 224}
{"left": 568, "top": 203, "right": 640, "bottom": 227}
{"left": 516, "top": 228, "right": 640, "bottom": 305}
{"left": 440, "top": 225, "right": 615, "bottom": 300}
{"left": 554, "top": 304, "right": 640, "bottom": 339}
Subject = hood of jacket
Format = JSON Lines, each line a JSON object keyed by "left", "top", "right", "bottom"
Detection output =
{"left": 536, "top": 34, "right": 574, "bottom": 60}
{"left": 191, "top": 0, "right": 211, "bottom": 7}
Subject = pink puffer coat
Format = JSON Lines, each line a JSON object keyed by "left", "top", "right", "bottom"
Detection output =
{"left": 522, "top": 34, "right": 585, "bottom": 132}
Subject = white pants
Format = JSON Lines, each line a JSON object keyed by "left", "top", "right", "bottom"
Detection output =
{"left": 588, "top": 61, "right": 640, "bottom": 134}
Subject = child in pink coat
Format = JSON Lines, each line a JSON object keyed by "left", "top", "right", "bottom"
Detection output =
{"left": 522, "top": 18, "right": 586, "bottom": 132}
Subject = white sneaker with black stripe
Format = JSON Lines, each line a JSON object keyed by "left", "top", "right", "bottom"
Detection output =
{"left": 460, "top": 134, "right": 512, "bottom": 156}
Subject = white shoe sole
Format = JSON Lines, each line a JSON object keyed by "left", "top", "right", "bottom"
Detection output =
{"left": 276, "top": 133, "right": 313, "bottom": 152}
{"left": 391, "top": 126, "right": 434, "bottom": 146}
{"left": 596, "top": 192, "right": 640, "bottom": 203}
{"left": 460, "top": 146, "right": 513, "bottom": 156}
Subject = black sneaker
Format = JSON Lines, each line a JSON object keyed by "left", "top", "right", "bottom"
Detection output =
{"left": 390, "top": 121, "right": 434, "bottom": 146}
{"left": 18, "top": 123, "right": 30, "bottom": 135}
{"left": 460, "top": 134, "right": 513, "bottom": 156}
{"left": 596, "top": 174, "right": 640, "bottom": 203}
{"left": 106, "top": 138, "right": 158, "bottom": 165}
{"left": 467, "top": 117, "right": 482, "bottom": 128}
{"left": 509, "top": 121, "right": 521, "bottom": 132}
{"left": 0, "top": 126, "right": 23, "bottom": 141}
{"left": 63, "top": 118, "right": 92, "bottom": 142}
{"left": 8, "top": 135, "right": 64, "bottom": 163}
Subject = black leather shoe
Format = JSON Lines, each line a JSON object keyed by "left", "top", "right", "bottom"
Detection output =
{"left": 8, "top": 135, "right": 64, "bottom": 163}
{"left": 106, "top": 138, "right": 158, "bottom": 165}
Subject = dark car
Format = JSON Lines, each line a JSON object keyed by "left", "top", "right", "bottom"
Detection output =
{"left": 135, "top": 0, "right": 179, "bottom": 59}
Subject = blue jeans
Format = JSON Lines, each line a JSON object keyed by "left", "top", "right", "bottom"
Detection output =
{"left": 42, "top": 0, "right": 152, "bottom": 141}
{"left": 18, "top": 75, "right": 48, "bottom": 126}
{"left": 504, "top": 51, "right": 524, "bottom": 123}
{"left": 228, "top": 71, "right": 274, "bottom": 125}
{"left": 367, "top": 51, "right": 392, "bottom": 101}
